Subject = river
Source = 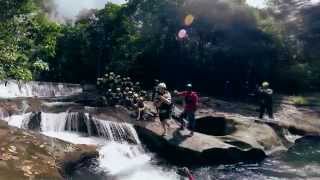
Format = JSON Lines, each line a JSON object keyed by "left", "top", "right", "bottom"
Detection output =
{"left": 0, "top": 80, "right": 319, "bottom": 180}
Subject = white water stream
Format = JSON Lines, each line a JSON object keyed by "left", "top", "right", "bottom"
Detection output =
{"left": 0, "top": 80, "right": 82, "bottom": 98}
{"left": 2, "top": 111, "right": 179, "bottom": 180}
{"left": 0, "top": 81, "right": 178, "bottom": 179}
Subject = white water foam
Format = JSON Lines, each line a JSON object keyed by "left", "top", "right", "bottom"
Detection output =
{"left": 1, "top": 111, "right": 179, "bottom": 180}
{"left": 98, "top": 142, "right": 179, "bottom": 180}
{"left": 41, "top": 112, "right": 68, "bottom": 132}
{"left": 0, "top": 80, "right": 82, "bottom": 98}
{"left": 4, "top": 113, "right": 32, "bottom": 128}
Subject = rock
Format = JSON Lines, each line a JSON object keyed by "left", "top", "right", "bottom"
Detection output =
{"left": 27, "top": 112, "right": 42, "bottom": 131}
{"left": 0, "top": 121, "right": 98, "bottom": 179}
{"left": 135, "top": 114, "right": 286, "bottom": 165}
{"left": 58, "top": 144, "right": 99, "bottom": 177}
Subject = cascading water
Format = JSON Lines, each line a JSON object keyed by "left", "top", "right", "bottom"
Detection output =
{"left": 91, "top": 117, "right": 141, "bottom": 144}
{"left": 98, "top": 142, "right": 178, "bottom": 180}
{"left": 41, "top": 112, "right": 69, "bottom": 132}
{"left": 0, "top": 80, "right": 82, "bottom": 98}
{"left": 1, "top": 110, "right": 179, "bottom": 179}
{"left": 0, "top": 108, "right": 10, "bottom": 119}
{"left": 3, "top": 112, "right": 32, "bottom": 129}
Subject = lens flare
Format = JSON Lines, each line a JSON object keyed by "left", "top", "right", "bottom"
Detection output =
{"left": 184, "top": 14, "right": 194, "bottom": 26}
{"left": 178, "top": 29, "right": 187, "bottom": 39}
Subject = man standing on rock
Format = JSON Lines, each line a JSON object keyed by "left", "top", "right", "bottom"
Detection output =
{"left": 156, "top": 83, "right": 173, "bottom": 136}
{"left": 258, "top": 81, "right": 274, "bottom": 120}
{"left": 175, "top": 84, "right": 199, "bottom": 136}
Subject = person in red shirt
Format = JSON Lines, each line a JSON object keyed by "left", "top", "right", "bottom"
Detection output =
{"left": 175, "top": 84, "right": 199, "bottom": 136}
{"left": 178, "top": 167, "right": 195, "bottom": 180}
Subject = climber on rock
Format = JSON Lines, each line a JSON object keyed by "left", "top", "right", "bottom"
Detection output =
{"left": 156, "top": 83, "right": 173, "bottom": 136}
{"left": 258, "top": 81, "right": 274, "bottom": 120}
{"left": 174, "top": 83, "right": 199, "bottom": 136}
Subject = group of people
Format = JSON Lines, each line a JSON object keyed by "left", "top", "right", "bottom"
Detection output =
{"left": 152, "top": 81, "right": 199, "bottom": 136}
{"left": 97, "top": 72, "right": 147, "bottom": 113}
{"left": 98, "top": 72, "right": 274, "bottom": 136}
{"left": 151, "top": 80, "right": 274, "bottom": 136}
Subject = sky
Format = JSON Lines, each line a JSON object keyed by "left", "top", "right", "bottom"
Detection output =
{"left": 51, "top": 0, "right": 320, "bottom": 21}
{"left": 246, "top": 0, "right": 266, "bottom": 8}
{"left": 52, "top": 0, "right": 126, "bottom": 20}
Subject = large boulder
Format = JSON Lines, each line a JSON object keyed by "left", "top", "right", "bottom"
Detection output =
{"left": 135, "top": 114, "right": 286, "bottom": 165}
{"left": 0, "top": 121, "right": 98, "bottom": 179}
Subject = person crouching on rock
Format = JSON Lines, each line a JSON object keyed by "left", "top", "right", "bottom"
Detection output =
{"left": 258, "top": 81, "right": 274, "bottom": 120}
{"left": 175, "top": 84, "right": 199, "bottom": 136}
{"left": 156, "top": 83, "right": 173, "bottom": 136}
{"left": 135, "top": 97, "right": 146, "bottom": 121}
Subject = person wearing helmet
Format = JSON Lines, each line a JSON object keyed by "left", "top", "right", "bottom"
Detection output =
{"left": 175, "top": 83, "right": 199, "bottom": 136}
{"left": 134, "top": 81, "right": 141, "bottom": 92}
{"left": 258, "top": 81, "right": 274, "bottom": 119}
{"left": 152, "top": 79, "right": 160, "bottom": 101}
{"left": 152, "top": 79, "right": 161, "bottom": 116}
{"left": 114, "top": 88, "right": 123, "bottom": 105}
{"left": 177, "top": 167, "right": 195, "bottom": 180}
{"left": 135, "top": 97, "right": 146, "bottom": 121}
{"left": 156, "top": 83, "right": 173, "bottom": 136}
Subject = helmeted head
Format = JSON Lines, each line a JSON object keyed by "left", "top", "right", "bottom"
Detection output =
{"left": 177, "top": 167, "right": 191, "bottom": 176}
{"left": 262, "top": 81, "right": 269, "bottom": 88}
{"left": 116, "top": 88, "right": 121, "bottom": 92}
{"left": 154, "top": 79, "right": 160, "bottom": 85}
{"left": 158, "top": 82, "right": 167, "bottom": 93}
{"left": 186, "top": 83, "right": 192, "bottom": 92}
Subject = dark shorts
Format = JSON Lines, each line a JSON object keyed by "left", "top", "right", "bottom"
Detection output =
{"left": 159, "top": 109, "right": 171, "bottom": 122}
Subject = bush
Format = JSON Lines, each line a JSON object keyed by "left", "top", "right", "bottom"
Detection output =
{"left": 291, "top": 96, "right": 309, "bottom": 106}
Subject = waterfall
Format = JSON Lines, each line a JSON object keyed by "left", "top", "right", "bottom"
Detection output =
{"left": 39, "top": 112, "right": 140, "bottom": 144}
{"left": 92, "top": 117, "right": 140, "bottom": 144}
{"left": 41, "top": 112, "right": 68, "bottom": 132}
{"left": 0, "top": 110, "right": 179, "bottom": 180}
{"left": 3, "top": 113, "right": 32, "bottom": 129}
{"left": 0, "top": 80, "right": 82, "bottom": 98}
{"left": 0, "top": 108, "right": 10, "bottom": 119}
{"left": 98, "top": 142, "right": 179, "bottom": 180}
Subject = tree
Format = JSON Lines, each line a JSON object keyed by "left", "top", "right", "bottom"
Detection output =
{"left": 0, "top": 0, "right": 60, "bottom": 80}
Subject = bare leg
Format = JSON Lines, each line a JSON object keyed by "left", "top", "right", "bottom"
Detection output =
{"left": 161, "top": 121, "right": 167, "bottom": 136}
{"left": 161, "top": 119, "right": 170, "bottom": 136}
{"left": 136, "top": 108, "right": 142, "bottom": 120}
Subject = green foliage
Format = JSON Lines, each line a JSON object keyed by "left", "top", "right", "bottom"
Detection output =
{"left": 1, "top": 0, "right": 320, "bottom": 94}
{"left": 291, "top": 96, "right": 309, "bottom": 106}
{"left": 0, "top": 0, "right": 60, "bottom": 80}
{"left": 46, "top": 3, "right": 140, "bottom": 83}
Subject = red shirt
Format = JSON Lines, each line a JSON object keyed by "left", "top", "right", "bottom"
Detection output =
{"left": 178, "top": 91, "right": 198, "bottom": 112}
{"left": 188, "top": 174, "right": 195, "bottom": 180}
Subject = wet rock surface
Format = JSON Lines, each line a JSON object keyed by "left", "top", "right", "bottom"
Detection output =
{"left": 0, "top": 120, "right": 98, "bottom": 179}
{"left": 135, "top": 115, "right": 280, "bottom": 165}
{"left": 0, "top": 90, "right": 319, "bottom": 169}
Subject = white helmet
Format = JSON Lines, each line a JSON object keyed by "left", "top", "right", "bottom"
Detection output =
{"left": 158, "top": 82, "right": 167, "bottom": 89}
